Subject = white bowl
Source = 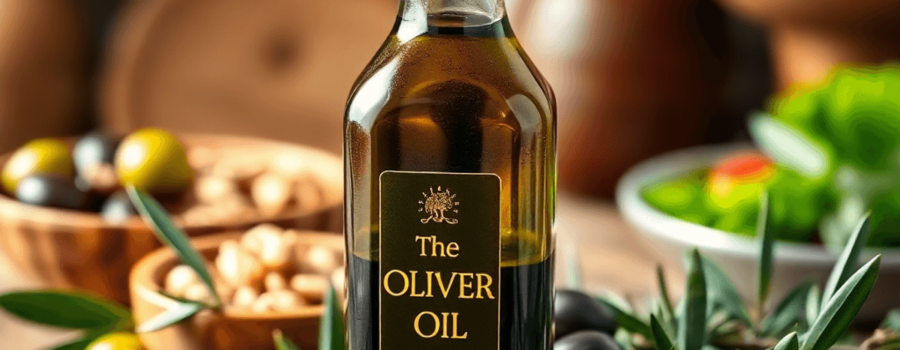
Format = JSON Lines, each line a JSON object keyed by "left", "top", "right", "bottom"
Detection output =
{"left": 616, "top": 143, "right": 900, "bottom": 321}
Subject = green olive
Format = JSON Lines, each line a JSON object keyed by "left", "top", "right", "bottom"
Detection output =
{"left": 2, "top": 138, "right": 74, "bottom": 194}
{"left": 115, "top": 128, "right": 192, "bottom": 195}
{"left": 87, "top": 332, "right": 145, "bottom": 350}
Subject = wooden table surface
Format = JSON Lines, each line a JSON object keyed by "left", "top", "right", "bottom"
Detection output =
{"left": 0, "top": 194, "right": 685, "bottom": 350}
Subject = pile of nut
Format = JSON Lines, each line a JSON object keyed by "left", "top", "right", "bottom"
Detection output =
{"left": 164, "top": 224, "right": 344, "bottom": 312}
{"left": 179, "top": 147, "right": 324, "bottom": 226}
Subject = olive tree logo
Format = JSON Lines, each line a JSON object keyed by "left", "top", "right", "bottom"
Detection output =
{"left": 418, "top": 186, "right": 459, "bottom": 224}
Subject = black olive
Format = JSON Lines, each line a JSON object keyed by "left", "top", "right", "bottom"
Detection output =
{"left": 555, "top": 290, "right": 616, "bottom": 339}
{"left": 73, "top": 132, "right": 119, "bottom": 172}
{"left": 554, "top": 331, "right": 621, "bottom": 350}
{"left": 16, "top": 175, "right": 97, "bottom": 210}
{"left": 73, "top": 132, "right": 121, "bottom": 193}
{"left": 101, "top": 190, "right": 136, "bottom": 223}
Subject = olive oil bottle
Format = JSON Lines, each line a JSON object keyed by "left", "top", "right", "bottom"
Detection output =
{"left": 343, "top": 1, "right": 556, "bottom": 349}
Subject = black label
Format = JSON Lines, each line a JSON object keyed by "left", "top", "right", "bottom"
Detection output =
{"left": 380, "top": 171, "right": 501, "bottom": 350}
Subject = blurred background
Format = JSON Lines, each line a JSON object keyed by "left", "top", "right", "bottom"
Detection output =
{"left": 4, "top": 0, "right": 900, "bottom": 197}
{"left": 3, "top": 0, "right": 900, "bottom": 348}
{"left": 0, "top": 0, "right": 769, "bottom": 197}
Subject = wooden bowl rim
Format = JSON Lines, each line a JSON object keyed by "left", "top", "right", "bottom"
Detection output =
{"left": 0, "top": 132, "right": 342, "bottom": 232}
{"left": 130, "top": 230, "right": 344, "bottom": 320}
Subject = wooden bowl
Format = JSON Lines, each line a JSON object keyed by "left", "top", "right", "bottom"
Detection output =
{"left": 130, "top": 232, "right": 343, "bottom": 350}
{"left": 509, "top": 0, "right": 726, "bottom": 198}
{"left": 715, "top": 0, "right": 900, "bottom": 88}
{"left": 0, "top": 133, "right": 342, "bottom": 304}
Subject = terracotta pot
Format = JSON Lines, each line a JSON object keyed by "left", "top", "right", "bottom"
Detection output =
{"left": 510, "top": 0, "right": 727, "bottom": 197}
{"left": 0, "top": 0, "right": 91, "bottom": 152}
{"left": 716, "top": 0, "right": 900, "bottom": 88}
{"left": 101, "top": 0, "right": 397, "bottom": 154}
{"left": 0, "top": 133, "right": 342, "bottom": 304}
{"left": 130, "top": 232, "right": 344, "bottom": 350}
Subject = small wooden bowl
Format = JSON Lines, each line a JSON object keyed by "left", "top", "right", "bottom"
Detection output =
{"left": 0, "top": 133, "right": 342, "bottom": 304}
{"left": 130, "top": 232, "right": 343, "bottom": 350}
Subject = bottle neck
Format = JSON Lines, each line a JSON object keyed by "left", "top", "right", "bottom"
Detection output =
{"left": 396, "top": 0, "right": 506, "bottom": 39}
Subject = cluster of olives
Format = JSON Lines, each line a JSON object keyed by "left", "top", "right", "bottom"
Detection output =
{"left": 554, "top": 290, "right": 620, "bottom": 350}
{"left": 1, "top": 128, "right": 191, "bottom": 222}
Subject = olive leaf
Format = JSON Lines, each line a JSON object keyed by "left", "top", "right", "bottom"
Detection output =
{"left": 156, "top": 290, "right": 217, "bottom": 310}
{"left": 654, "top": 300, "right": 676, "bottom": 339}
{"left": 774, "top": 332, "right": 800, "bottom": 350}
{"left": 615, "top": 329, "right": 637, "bottom": 350}
{"left": 805, "top": 286, "right": 820, "bottom": 324}
{"left": 801, "top": 255, "right": 881, "bottom": 350}
{"left": 136, "top": 299, "right": 206, "bottom": 333}
{"left": 0, "top": 290, "right": 132, "bottom": 330}
{"left": 565, "top": 241, "right": 584, "bottom": 289}
{"left": 760, "top": 282, "right": 814, "bottom": 336}
{"left": 598, "top": 296, "right": 652, "bottom": 339}
{"left": 128, "top": 187, "right": 222, "bottom": 306}
{"left": 749, "top": 112, "right": 831, "bottom": 179}
{"left": 821, "top": 213, "right": 871, "bottom": 309}
{"left": 700, "top": 257, "right": 752, "bottom": 327}
{"left": 757, "top": 192, "right": 775, "bottom": 313}
{"left": 606, "top": 230, "right": 884, "bottom": 350}
{"left": 657, "top": 265, "right": 675, "bottom": 319}
{"left": 320, "top": 285, "right": 345, "bottom": 350}
{"left": 273, "top": 329, "right": 301, "bottom": 350}
{"left": 678, "top": 250, "right": 707, "bottom": 350}
{"left": 650, "top": 314, "right": 676, "bottom": 350}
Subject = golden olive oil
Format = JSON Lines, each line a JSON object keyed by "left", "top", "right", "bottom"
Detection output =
{"left": 344, "top": 2, "right": 556, "bottom": 349}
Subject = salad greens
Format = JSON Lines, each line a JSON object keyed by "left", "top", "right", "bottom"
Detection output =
{"left": 645, "top": 64, "right": 900, "bottom": 248}
{"left": 643, "top": 165, "right": 832, "bottom": 242}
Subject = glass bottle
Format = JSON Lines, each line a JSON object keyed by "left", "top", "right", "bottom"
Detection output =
{"left": 343, "top": 0, "right": 556, "bottom": 349}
